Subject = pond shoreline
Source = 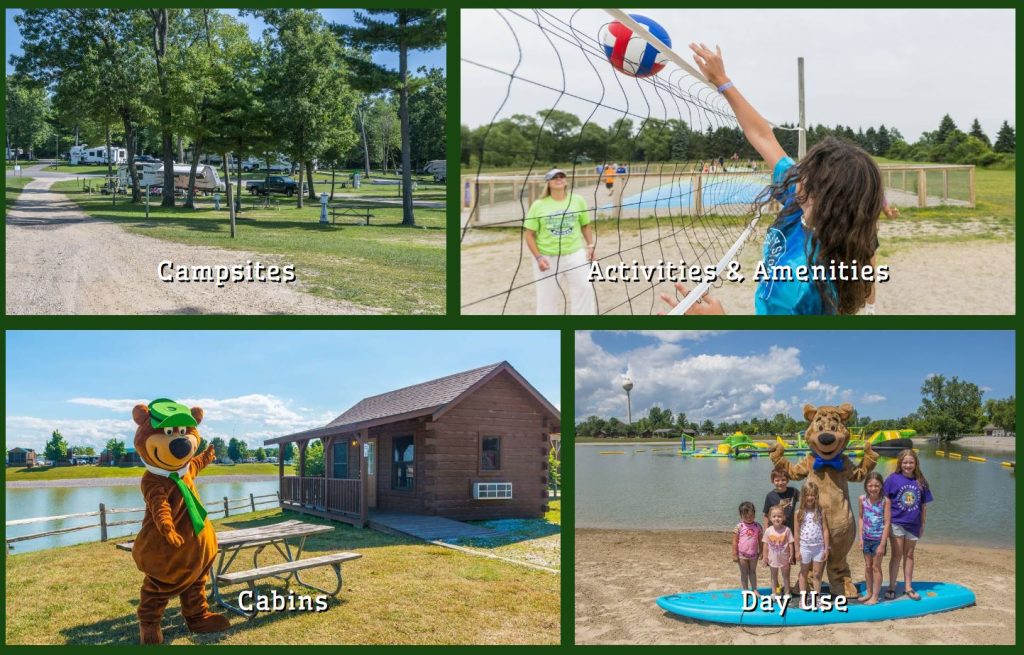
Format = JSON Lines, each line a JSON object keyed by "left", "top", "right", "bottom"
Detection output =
{"left": 6, "top": 474, "right": 278, "bottom": 489}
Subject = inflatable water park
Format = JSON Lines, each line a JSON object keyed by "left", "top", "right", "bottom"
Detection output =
{"left": 678, "top": 429, "right": 916, "bottom": 460}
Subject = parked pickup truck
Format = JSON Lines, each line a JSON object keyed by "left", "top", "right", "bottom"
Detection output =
{"left": 246, "top": 175, "right": 298, "bottom": 196}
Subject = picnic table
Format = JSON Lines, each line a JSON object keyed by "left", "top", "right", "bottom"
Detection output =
{"left": 118, "top": 519, "right": 361, "bottom": 619}
{"left": 328, "top": 202, "right": 374, "bottom": 225}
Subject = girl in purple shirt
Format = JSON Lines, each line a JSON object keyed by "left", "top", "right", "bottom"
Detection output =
{"left": 883, "top": 450, "right": 933, "bottom": 601}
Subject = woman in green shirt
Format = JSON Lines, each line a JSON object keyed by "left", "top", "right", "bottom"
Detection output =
{"left": 523, "top": 169, "right": 597, "bottom": 314}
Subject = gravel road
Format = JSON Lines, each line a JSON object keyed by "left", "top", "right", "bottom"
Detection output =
{"left": 6, "top": 168, "right": 378, "bottom": 315}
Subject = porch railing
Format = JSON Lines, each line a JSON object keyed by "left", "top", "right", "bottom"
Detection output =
{"left": 281, "top": 476, "right": 360, "bottom": 517}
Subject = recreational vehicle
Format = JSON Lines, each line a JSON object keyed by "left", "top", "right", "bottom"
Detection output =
{"left": 70, "top": 145, "right": 128, "bottom": 165}
{"left": 118, "top": 162, "right": 224, "bottom": 194}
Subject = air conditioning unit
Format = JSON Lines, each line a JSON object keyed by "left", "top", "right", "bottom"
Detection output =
{"left": 473, "top": 481, "right": 512, "bottom": 500}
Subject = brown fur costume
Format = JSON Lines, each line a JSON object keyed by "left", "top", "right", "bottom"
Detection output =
{"left": 131, "top": 404, "right": 229, "bottom": 644}
{"left": 770, "top": 403, "right": 878, "bottom": 597}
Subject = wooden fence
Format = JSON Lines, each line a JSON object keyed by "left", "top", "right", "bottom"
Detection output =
{"left": 5, "top": 491, "right": 280, "bottom": 552}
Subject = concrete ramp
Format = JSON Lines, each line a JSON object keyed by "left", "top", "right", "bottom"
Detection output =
{"left": 368, "top": 510, "right": 497, "bottom": 541}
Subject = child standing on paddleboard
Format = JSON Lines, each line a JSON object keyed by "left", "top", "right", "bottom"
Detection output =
{"left": 733, "top": 501, "right": 763, "bottom": 595}
{"left": 794, "top": 481, "right": 830, "bottom": 605}
{"left": 884, "top": 450, "right": 933, "bottom": 601}
{"left": 762, "top": 505, "right": 795, "bottom": 598}
{"left": 859, "top": 472, "right": 891, "bottom": 605}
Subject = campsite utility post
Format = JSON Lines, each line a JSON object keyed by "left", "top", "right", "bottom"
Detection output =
{"left": 798, "top": 57, "right": 806, "bottom": 159}
{"left": 320, "top": 192, "right": 329, "bottom": 224}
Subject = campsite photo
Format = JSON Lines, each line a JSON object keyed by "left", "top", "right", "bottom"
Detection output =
{"left": 459, "top": 9, "right": 1015, "bottom": 316}
{"left": 5, "top": 8, "right": 447, "bottom": 315}
{"left": 5, "top": 331, "right": 561, "bottom": 645}
{"left": 574, "top": 330, "right": 1015, "bottom": 644}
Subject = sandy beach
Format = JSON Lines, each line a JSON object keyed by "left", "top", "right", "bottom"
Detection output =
{"left": 575, "top": 529, "right": 1015, "bottom": 645}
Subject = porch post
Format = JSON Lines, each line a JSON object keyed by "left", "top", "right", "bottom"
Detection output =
{"left": 278, "top": 443, "right": 285, "bottom": 506}
{"left": 324, "top": 435, "right": 334, "bottom": 513}
{"left": 298, "top": 440, "right": 308, "bottom": 506}
{"left": 359, "top": 429, "right": 369, "bottom": 527}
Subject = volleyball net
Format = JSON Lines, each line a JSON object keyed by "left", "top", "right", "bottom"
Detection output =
{"left": 460, "top": 8, "right": 800, "bottom": 315}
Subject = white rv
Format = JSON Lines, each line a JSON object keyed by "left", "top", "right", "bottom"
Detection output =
{"left": 118, "top": 162, "right": 224, "bottom": 193}
{"left": 70, "top": 145, "right": 128, "bottom": 165}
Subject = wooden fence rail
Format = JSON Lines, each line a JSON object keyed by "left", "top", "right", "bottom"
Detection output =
{"left": 6, "top": 492, "right": 281, "bottom": 552}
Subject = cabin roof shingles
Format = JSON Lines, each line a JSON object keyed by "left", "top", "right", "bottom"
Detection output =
{"left": 267, "top": 361, "right": 562, "bottom": 445}
{"left": 326, "top": 362, "right": 502, "bottom": 429}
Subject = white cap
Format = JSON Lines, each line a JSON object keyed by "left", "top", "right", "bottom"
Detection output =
{"left": 544, "top": 168, "right": 567, "bottom": 181}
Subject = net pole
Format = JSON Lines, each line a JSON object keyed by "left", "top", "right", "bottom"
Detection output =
{"left": 798, "top": 57, "right": 807, "bottom": 158}
{"left": 665, "top": 212, "right": 762, "bottom": 315}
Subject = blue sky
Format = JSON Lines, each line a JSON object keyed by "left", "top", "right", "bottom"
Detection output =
{"left": 6, "top": 331, "right": 557, "bottom": 451}
{"left": 575, "top": 331, "right": 1014, "bottom": 423}
{"left": 7, "top": 9, "right": 446, "bottom": 75}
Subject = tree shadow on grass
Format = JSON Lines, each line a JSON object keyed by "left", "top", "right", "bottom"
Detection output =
{"left": 59, "top": 585, "right": 349, "bottom": 645}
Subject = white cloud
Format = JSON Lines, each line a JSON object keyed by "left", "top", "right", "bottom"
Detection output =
{"left": 759, "top": 398, "right": 791, "bottom": 415}
{"left": 576, "top": 332, "right": 804, "bottom": 422}
{"left": 861, "top": 393, "right": 887, "bottom": 404}
{"left": 803, "top": 380, "right": 839, "bottom": 400}
{"left": 613, "top": 331, "right": 726, "bottom": 343}
{"left": 12, "top": 395, "right": 338, "bottom": 452}
{"left": 68, "top": 398, "right": 148, "bottom": 411}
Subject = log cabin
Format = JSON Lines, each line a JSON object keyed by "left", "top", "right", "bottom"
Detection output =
{"left": 264, "top": 361, "right": 560, "bottom": 526}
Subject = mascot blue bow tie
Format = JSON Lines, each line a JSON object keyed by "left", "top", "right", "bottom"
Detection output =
{"left": 813, "top": 454, "right": 845, "bottom": 471}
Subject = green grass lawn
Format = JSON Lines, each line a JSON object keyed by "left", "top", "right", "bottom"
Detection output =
{"left": 6, "top": 463, "right": 296, "bottom": 481}
{"left": 45, "top": 163, "right": 115, "bottom": 174}
{"left": 50, "top": 180, "right": 446, "bottom": 314}
{"left": 7, "top": 160, "right": 39, "bottom": 168}
{"left": 5, "top": 508, "right": 559, "bottom": 645}
{"left": 5, "top": 175, "right": 34, "bottom": 208}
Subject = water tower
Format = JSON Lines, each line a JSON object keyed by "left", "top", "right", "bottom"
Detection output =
{"left": 621, "top": 374, "right": 634, "bottom": 432}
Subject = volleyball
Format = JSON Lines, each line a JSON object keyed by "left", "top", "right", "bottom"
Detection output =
{"left": 600, "top": 14, "right": 671, "bottom": 78}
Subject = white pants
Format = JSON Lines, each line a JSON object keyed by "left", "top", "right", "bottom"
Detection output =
{"left": 533, "top": 249, "right": 597, "bottom": 315}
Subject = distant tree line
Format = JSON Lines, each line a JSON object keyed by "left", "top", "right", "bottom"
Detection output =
{"left": 576, "top": 377, "right": 1015, "bottom": 442}
{"left": 463, "top": 110, "right": 1015, "bottom": 169}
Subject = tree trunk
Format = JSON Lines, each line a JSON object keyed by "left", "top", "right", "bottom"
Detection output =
{"left": 177, "top": 135, "right": 185, "bottom": 164}
{"left": 185, "top": 139, "right": 201, "bottom": 208}
{"left": 399, "top": 29, "right": 414, "bottom": 226}
{"left": 121, "top": 111, "right": 141, "bottom": 203}
{"left": 330, "top": 167, "right": 336, "bottom": 201}
{"left": 149, "top": 9, "right": 175, "bottom": 207}
{"left": 296, "top": 142, "right": 304, "bottom": 209}
{"left": 235, "top": 147, "right": 243, "bottom": 213}
{"left": 306, "top": 161, "right": 316, "bottom": 201}
{"left": 104, "top": 124, "right": 113, "bottom": 182}
{"left": 358, "top": 106, "right": 371, "bottom": 177}
{"left": 223, "top": 153, "right": 235, "bottom": 238}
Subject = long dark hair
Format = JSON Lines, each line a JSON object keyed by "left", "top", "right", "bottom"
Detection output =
{"left": 755, "top": 137, "right": 883, "bottom": 315}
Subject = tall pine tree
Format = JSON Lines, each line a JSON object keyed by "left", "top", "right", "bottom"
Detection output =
{"left": 993, "top": 121, "right": 1015, "bottom": 153}
{"left": 334, "top": 10, "right": 446, "bottom": 226}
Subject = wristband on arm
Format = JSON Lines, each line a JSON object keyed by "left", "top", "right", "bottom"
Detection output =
{"left": 717, "top": 81, "right": 734, "bottom": 93}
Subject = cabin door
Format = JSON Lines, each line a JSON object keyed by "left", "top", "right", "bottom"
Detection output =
{"left": 366, "top": 437, "right": 378, "bottom": 508}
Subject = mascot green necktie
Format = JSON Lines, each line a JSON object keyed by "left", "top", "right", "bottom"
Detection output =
{"left": 168, "top": 472, "right": 208, "bottom": 535}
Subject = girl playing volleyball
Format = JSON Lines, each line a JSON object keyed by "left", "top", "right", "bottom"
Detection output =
{"left": 661, "top": 43, "right": 886, "bottom": 315}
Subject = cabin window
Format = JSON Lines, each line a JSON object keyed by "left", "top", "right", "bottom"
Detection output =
{"left": 332, "top": 442, "right": 349, "bottom": 479}
{"left": 392, "top": 436, "right": 414, "bottom": 491}
{"left": 481, "top": 436, "right": 501, "bottom": 470}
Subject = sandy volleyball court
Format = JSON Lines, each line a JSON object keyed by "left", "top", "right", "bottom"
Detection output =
{"left": 461, "top": 216, "right": 1014, "bottom": 315}
{"left": 575, "top": 529, "right": 1015, "bottom": 645}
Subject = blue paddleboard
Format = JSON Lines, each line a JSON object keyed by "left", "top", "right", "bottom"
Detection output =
{"left": 656, "top": 582, "right": 975, "bottom": 626}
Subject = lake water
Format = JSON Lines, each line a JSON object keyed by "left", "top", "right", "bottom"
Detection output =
{"left": 576, "top": 444, "right": 1015, "bottom": 548}
{"left": 6, "top": 479, "right": 279, "bottom": 553}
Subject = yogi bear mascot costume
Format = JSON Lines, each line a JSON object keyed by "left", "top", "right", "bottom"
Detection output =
{"left": 131, "top": 399, "right": 230, "bottom": 644}
{"left": 769, "top": 403, "right": 878, "bottom": 597}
